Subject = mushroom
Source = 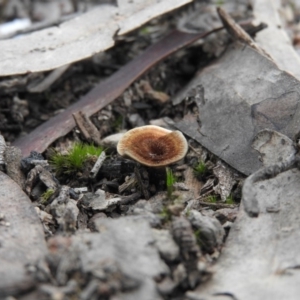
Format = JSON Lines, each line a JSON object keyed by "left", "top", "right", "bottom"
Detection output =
{"left": 117, "top": 125, "right": 188, "bottom": 167}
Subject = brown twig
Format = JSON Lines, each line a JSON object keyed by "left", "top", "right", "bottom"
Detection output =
{"left": 217, "top": 7, "right": 269, "bottom": 57}
{"left": 197, "top": 200, "right": 237, "bottom": 210}
{"left": 73, "top": 111, "right": 101, "bottom": 145}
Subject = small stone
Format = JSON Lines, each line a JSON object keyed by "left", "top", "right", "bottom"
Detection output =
{"left": 101, "top": 132, "right": 126, "bottom": 148}
{"left": 152, "top": 229, "right": 180, "bottom": 262}
{"left": 126, "top": 200, "right": 162, "bottom": 228}
{"left": 128, "top": 113, "right": 145, "bottom": 127}
{"left": 81, "top": 189, "right": 121, "bottom": 212}
{"left": 187, "top": 210, "right": 225, "bottom": 253}
{"left": 156, "top": 276, "right": 176, "bottom": 295}
{"left": 213, "top": 207, "right": 239, "bottom": 224}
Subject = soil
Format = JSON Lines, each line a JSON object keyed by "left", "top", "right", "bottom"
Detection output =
{"left": 0, "top": 1, "right": 246, "bottom": 299}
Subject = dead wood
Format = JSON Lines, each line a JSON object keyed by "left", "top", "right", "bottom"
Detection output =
{"left": 172, "top": 217, "right": 202, "bottom": 288}
{"left": 73, "top": 111, "right": 101, "bottom": 145}
{"left": 217, "top": 6, "right": 267, "bottom": 56}
{"left": 134, "top": 166, "right": 150, "bottom": 200}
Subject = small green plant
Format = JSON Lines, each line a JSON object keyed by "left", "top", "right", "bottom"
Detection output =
{"left": 206, "top": 195, "right": 217, "bottom": 203}
{"left": 226, "top": 194, "right": 235, "bottom": 204}
{"left": 194, "top": 229, "right": 202, "bottom": 247}
{"left": 193, "top": 160, "right": 208, "bottom": 179}
{"left": 112, "top": 115, "right": 123, "bottom": 131}
{"left": 41, "top": 189, "right": 54, "bottom": 204}
{"left": 49, "top": 143, "right": 103, "bottom": 175}
{"left": 159, "top": 207, "right": 172, "bottom": 222}
{"left": 166, "top": 167, "right": 176, "bottom": 199}
{"left": 216, "top": 0, "right": 224, "bottom": 5}
{"left": 139, "top": 26, "right": 151, "bottom": 35}
{"left": 185, "top": 208, "right": 191, "bottom": 217}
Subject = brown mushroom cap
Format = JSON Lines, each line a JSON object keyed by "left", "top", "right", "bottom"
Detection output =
{"left": 117, "top": 125, "right": 188, "bottom": 167}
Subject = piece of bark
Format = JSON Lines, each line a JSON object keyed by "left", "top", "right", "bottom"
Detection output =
{"left": 0, "top": 0, "right": 192, "bottom": 76}
{"left": 183, "top": 167, "right": 203, "bottom": 198}
{"left": 73, "top": 111, "right": 101, "bottom": 145}
{"left": 0, "top": 171, "right": 48, "bottom": 297}
{"left": 242, "top": 156, "right": 300, "bottom": 218}
{"left": 196, "top": 201, "right": 236, "bottom": 210}
{"left": 90, "top": 151, "right": 106, "bottom": 178}
{"left": 4, "top": 146, "right": 26, "bottom": 189}
{"left": 139, "top": 80, "right": 170, "bottom": 103}
{"left": 171, "top": 41, "right": 300, "bottom": 175}
{"left": 134, "top": 166, "right": 150, "bottom": 200}
{"left": 252, "top": 129, "right": 296, "bottom": 167}
{"left": 187, "top": 210, "right": 225, "bottom": 254}
{"left": 14, "top": 29, "right": 222, "bottom": 157}
{"left": 80, "top": 189, "right": 121, "bottom": 212}
{"left": 120, "top": 191, "right": 142, "bottom": 205}
{"left": 27, "top": 64, "right": 70, "bottom": 93}
{"left": 25, "top": 164, "right": 58, "bottom": 195}
{"left": 189, "top": 168, "right": 300, "bottom": 300}
{"left": 217, "top": 6, "right": 267, "bottom": 57}
{"left": 253, "top": 0, "right": 300, "bottom": 81}
{"left": 0, "top": 134, "right": 6, "bottom": 165}
{"left": 172, "top": 217, "right": 202, "bottom": 288}
{"left": 212, "top": 162, "right": 236, "bottom": 202}
{"left": 47, "top": 186, "right": 79, "bottom": 232}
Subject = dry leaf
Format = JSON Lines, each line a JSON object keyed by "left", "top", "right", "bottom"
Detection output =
{"left": 0, "top": 0, "right": 192, "bottom": 76}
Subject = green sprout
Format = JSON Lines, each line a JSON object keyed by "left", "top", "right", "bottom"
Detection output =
{"left": 166, "top": 167, "right": 176, "bottom": 199}
{"left": 206, "top": 195, "right": 217, "bottom": 203}
{"left": 159, "top": 207, "right": 172, "bottom": 223}
{"left": 40, "top": 189, "right": 54, "bottom": 204}
{"left": 194, "top": 229, "right": 202, "bottom": 247}
{"left": 112, "top": 115, "right": 123, "bottom": 131}
{"left": 139, "top": 26, "right": 151, "bottom": 35}
{"left": 49, "top": 143, "right": 103, "bottom": 176}
{"left": 226, "top": 194, "right": 235, "bottom": 204}
{"left": 185, "top": 208, "right": 191, "bottom": 217}
{"left": 216, "top": 0, "right": 224, "bottom": 5}
{"left": 193, "top": 160, "right": 207, "bottom": 178}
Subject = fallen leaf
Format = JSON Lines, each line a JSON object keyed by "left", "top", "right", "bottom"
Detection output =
{"left": 0, "top": 0, "right": 192, "bottom": 76}
{"left": 172, "top": 42, "right": 300, "bottom": 175}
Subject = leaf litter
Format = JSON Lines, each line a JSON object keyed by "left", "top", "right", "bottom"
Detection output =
{"left": 1, "top": 0, "right": 300, "bottom": 299}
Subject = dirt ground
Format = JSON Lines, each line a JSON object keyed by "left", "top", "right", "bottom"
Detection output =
{"left": 1, "top": 1, "right": 300, "bottom": 299}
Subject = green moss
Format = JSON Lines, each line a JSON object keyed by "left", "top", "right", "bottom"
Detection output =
{"left": 193, "top": 160, "right": 208, "bottom": 179}
{"left": 216, "top": 0, "right": 224, "bottom": 5}
{"left": 139, "top": 26, "right": 151, "bottom": 35}
{"left": 194, "top": 229, "right": 203, "bottom": 247}
{"left": 41, "top": 189, "right": 54, "bottom": 204}
{"left": 206, "top": 195, "right": 217, "bottom": 203}
{"left": 49, "top": 143, "right": 103, "bottom": 176}
{"left": 185, "top": 208, "right": 191, "bottom": 217}
{"left": 112, "top": 115, "right": 123, "bottom": 131}
{"left": 159, "top": 207, "right": 172, "bottom": 222}
{"left": 226, "top": 194, "right": 235, "bottom": 204}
